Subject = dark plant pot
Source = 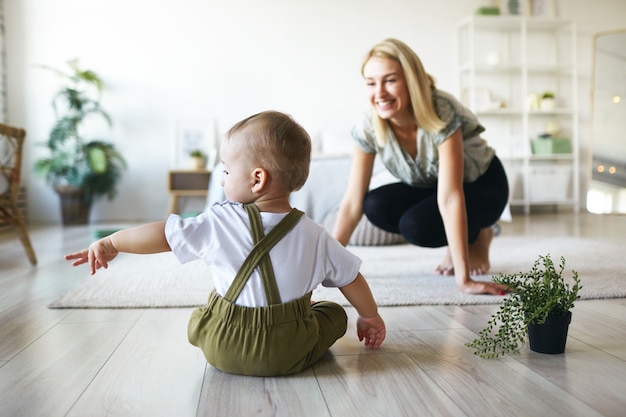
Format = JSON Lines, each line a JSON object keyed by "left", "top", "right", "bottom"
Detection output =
{"left": 528, "top": 311, "right": 572, "bottom": 354}
{"left": 54, "top": 186, "right": 91, "bottom": 225}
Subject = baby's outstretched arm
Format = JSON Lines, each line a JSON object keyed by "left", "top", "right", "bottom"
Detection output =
{"left": 65, "top": 222, "right": 170, "bottom": 275}
{"left": 339, "top": 273, "right": 386, "bottom": 349}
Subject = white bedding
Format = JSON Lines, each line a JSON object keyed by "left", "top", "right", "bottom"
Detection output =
{"left": 207, "top": 154, "right": 396, "bottom": 224}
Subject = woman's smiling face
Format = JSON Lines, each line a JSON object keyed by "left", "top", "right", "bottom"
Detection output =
{"left": 362, "top": 56, "right": 411, "bottom": 120}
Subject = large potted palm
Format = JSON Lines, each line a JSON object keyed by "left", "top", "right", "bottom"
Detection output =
{"left": 34, "top": 59, "right": 126, "bottom": 224}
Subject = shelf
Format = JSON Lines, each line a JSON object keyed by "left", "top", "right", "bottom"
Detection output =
{"left": 529, "top": 154, "right": 574, "bottom": 161}
{"left": 459, "top": 64, "right": 524, "bottom": 73}
{"left": 528, "top": 109, "right": 573, "bottom": 116}
{"left": 458, "top": 15, "right": 574, "bottom": 29}
{"left": 457, "top": 15, "right": 579, "bottom": 214}
{"left": 527, "top": 65, "right": 576, "bottom": 74}
{"left": 167, "top": 170, "right": 212, "bottom": 214}
{"left": 474, "top": 109, "right": 573, "bottom": 117}
{"left": 476, "top": 109, "right": 524, "bottom": 116}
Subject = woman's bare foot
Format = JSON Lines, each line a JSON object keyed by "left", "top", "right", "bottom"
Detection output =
{"left": 434, "top": 226, "right": 495, "bottom": 276}
{"left": 435, "top": 249, "right": 454, "bottom": 275}
{"left": 468, "top": 226, "right": 494, "bottom": 275}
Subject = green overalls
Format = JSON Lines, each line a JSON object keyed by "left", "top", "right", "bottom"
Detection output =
{"left": 188, "top": 204, "right": 348, "bottom": 376}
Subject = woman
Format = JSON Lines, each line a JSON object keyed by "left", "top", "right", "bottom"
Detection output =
{"left": 333, "top": 38, "right": 510, "bottom": 295}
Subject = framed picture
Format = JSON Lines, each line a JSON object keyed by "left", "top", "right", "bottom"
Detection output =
{"left": 530, "top": 0, "right": 556, "bottom": 17}
{"left": 173, "top": 119, "right": 218, "bottom": 169}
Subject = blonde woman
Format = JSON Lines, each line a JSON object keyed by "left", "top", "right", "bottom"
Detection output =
{"left": 333, "top": 38, "right": 510, "bottom": 296}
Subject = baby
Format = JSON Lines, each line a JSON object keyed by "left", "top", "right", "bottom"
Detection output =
{"left": 65, "top": 110, "right": 386, "bottom": 376}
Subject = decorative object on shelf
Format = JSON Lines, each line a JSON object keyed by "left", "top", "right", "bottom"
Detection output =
{"left": 33, "top": 59, "right": 126, "bottom": 225}
{"left": 530, "top": 0, "right": 556, "bottom": 18}
{"left": 466, "top": 254, "right": 581, "bottom": 358}
{"left": 526, "top": 92, "right": 541, "bottom": 111}
{"left": 188, "top": 149, "right": 206, "bottom": 170}
{"left": 540, "top": 91, "right": 556, "bottom": 110}
{"left": 474, "top": 87, "right": 504, "bottom": 111}
{"left": 476, "top": 6, "right": 500, "bottom": 16}
{"left": 544, "top": 120, "right": 561, "bottom": 137}
{"left": 509, "top": 0, "right": 521, "bottom": 14}
{"left": 498, "top": 0, "right": 530, "bottom": 16}
{"left": 531, "top": 121, "right": 568, "bottom": 155}
{"left": 531, "top": 136, "right": 571, "bottom": 154}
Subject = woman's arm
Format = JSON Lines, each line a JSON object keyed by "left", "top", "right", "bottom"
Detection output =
{"left": 437, "top": 129, "right": 471, "bottom": 289}
{"left": 437, "top": 129, "right": 506, "bottom": 295}
{"left": 332, "top": 147, "right": 375, "bottom": 246}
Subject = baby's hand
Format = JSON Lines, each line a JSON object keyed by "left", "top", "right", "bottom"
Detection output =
{"left": 65, "top": 238, "right": 119, "bottom": 275}
{"left": 356, "top": 314, "right": 386, "bottom": 349}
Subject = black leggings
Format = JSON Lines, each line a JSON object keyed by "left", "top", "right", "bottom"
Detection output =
{"left": 363, "top": 156, "right": 509, "bottom": 248}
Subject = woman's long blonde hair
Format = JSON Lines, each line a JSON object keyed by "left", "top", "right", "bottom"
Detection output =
{"left": 361, "top": 38, "right": 445, "bottom": 146}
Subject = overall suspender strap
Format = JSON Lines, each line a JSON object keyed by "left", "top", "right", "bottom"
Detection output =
{"left": 223, "top": 204, "right": 304, "bottom": 304}
{"left": 247, "top": 205, "right": 282, "bottom": 305}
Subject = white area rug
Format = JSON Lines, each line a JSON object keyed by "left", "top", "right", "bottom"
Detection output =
{"left": 49, "top": 236, "right": 626, "bottom": 309}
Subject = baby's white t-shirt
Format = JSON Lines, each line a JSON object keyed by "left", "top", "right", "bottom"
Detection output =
{"left": 165, "top": 201, "right": 362, "bottom": 307}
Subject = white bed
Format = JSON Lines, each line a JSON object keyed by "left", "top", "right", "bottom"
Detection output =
{"left": 207, "top": 154, "right": 396, "bottom": 224}
{"left": 206, "top": 153, "right": 406, "bottom": 246}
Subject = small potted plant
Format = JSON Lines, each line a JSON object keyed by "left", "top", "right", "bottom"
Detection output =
{"left": 466, "top": 254, "right": 581, "bottom": 359}
{"left": 540, "top": 91, "right": 556, "bottom": 111}
{"left": 189, "top": 149, "right": 206, "bottom": 170}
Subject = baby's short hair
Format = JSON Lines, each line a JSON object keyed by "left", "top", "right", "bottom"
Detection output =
{"left": 226, "top": 111, "right": 311, "bottom": 192}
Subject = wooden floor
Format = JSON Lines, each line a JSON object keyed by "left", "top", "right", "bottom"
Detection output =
{"left": 1, "top": 212, "right": 625, "bottom": 417}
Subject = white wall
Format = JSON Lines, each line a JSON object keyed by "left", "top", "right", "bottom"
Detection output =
{"left": 5, "top": 0, "right": 626, "bottom": 223}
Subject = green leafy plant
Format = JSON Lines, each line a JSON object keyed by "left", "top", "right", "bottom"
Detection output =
{"left": 34, "top": 59, "right": 126, "bottom": 204}
{"left": 542, "top": 91, "right": 555, "bottom": 99}
{"left": 466, "top": 254, "right": 581, "bottom": 359}
{"left": 189, "top": 149, "right": 206, "bottom": 158}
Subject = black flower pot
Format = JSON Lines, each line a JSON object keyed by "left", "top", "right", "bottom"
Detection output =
{"left": 528, "top": 311, "right": 572, "bottom": 354}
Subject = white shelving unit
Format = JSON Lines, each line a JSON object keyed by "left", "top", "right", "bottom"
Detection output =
{"left": 456, "top": 15, "right": 579, "bottom": 214}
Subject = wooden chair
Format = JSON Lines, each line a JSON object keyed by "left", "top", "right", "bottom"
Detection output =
{"left": 0, "top": 123, "right": 37, "bottom": 265}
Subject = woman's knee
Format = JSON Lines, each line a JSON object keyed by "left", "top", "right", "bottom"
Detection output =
{"left": 398, "top": 215, "right": 446, "bottom": 248}
{"left": 363, "top": 195, "right": 399, "bottom": 233}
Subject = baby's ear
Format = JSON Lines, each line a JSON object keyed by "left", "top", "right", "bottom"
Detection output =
{"left": 251, "top": 167, "right": 268, "bottom": 192}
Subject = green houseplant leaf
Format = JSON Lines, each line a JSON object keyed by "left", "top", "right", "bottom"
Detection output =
{"left": 465, "top": 254, "right": 581, "bottom": 359}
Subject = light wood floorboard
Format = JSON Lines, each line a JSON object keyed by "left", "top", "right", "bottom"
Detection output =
{"left": 199, "top": 366, "right": 329, "bottom": 417}
{"left": 0, "top": 212, "right": 625, "bottom": 417}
